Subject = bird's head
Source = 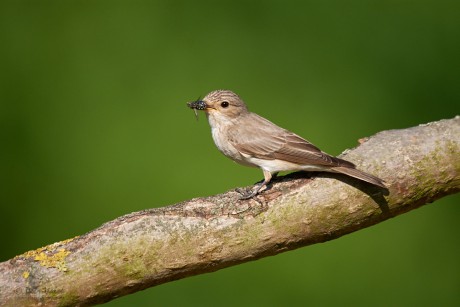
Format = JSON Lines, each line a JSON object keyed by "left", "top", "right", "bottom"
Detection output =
{"left": 187, "top": 90, "right": 249, "bottom": 120}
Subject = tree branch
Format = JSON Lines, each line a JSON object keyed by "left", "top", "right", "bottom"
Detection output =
{"left": 1, "top": 117, "right": 459, "bottom": 306}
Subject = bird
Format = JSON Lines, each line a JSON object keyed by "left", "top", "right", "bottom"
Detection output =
{"left": 187, "top": 89, "right": 386, "bottom": 199}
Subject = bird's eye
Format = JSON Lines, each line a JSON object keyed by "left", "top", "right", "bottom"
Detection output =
{"left": 221, "top": 101, "right": 229, "bottom": 108}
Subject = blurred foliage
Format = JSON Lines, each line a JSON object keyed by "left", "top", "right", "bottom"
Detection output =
{"left": 0, "top": 0, "right": 459, "bottom": 306}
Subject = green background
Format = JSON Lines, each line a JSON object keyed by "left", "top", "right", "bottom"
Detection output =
{"left": 1, "top": 1, "right": 459, "bottom": 306}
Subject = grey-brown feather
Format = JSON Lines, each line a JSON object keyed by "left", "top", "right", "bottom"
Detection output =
{"left": 229, "top": 112, "right": 355, "bottom": 168}
{"left": 333, "top": 166, "right": 386, "bottom": 188}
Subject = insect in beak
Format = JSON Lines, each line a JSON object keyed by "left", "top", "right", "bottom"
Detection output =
{"left": 187, "top": 98, "right": 207, "bottom": 121}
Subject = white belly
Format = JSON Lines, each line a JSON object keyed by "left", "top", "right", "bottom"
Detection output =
{"left": 242, "top": 154, "right": 330, "bottom": 173}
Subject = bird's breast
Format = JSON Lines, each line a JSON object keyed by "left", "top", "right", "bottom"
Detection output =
{"left": 210, "top": 126, "right": 256, "bottom": 167}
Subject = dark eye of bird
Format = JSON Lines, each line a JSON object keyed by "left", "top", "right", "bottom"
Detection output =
{"left": 221, "top": 101, "right": 229, "bottom": 108}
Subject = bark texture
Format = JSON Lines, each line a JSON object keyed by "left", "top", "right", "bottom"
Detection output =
{"left": 1, "top": 117, "right": 459, "bottom": 306}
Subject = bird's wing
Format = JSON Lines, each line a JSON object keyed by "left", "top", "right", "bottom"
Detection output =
{"left": 229, "top": 113, "right": 354, "bottom": 168}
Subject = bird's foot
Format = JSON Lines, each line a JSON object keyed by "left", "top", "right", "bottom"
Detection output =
{"left": 236, "top": 182, "right": 265, "bottom": 200}
{"left": 237, "top": 189, "right": 258, "bottom": 200}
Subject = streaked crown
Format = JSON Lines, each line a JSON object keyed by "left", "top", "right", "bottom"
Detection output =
{"left": 203, "top": 90, "right": 249, "bottom": 119}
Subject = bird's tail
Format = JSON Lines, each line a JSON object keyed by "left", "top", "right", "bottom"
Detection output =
{"left": 333, "top": 166, "right": 387, "bottom": 189}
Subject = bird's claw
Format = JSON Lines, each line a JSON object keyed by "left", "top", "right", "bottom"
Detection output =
{"left": 235, "top": 188, "right": 252, "bottom": 199}
{"left": 236, "top": 182, "right": 266, "bottom": 200}
{"left": 238, "top": 189, "right": 258, "bottom": 200}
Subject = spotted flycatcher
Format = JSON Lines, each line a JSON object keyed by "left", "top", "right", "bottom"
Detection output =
{"left": 187, "top": 90, "right": 386, "bottom": 199}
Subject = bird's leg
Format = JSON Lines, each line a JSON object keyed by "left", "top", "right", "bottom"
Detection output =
{"left": 239, "top": 170, "right": 272, "bottom": 199}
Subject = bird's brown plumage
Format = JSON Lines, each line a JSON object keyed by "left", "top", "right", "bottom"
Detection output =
{"left": 188, "top": 89, "right": 386, "bottom": 198}
{"left": 228, "top": 112, "right": 355, "bottom": 168}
